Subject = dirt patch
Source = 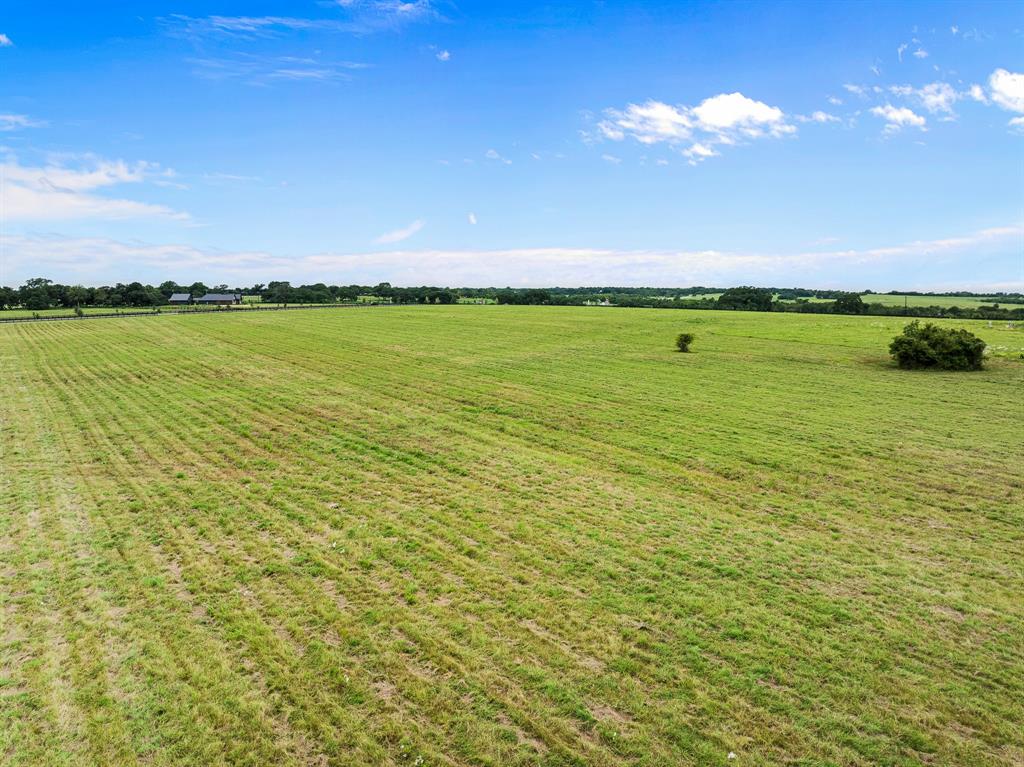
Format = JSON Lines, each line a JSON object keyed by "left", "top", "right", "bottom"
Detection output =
{"left": 373, "top": 679, "right": 398, "bottom": 701}
{"left": 931, "top": 604, "right": 966, "bottom": 622}
{"left": 590, "top": 703, "right": 632, "bottom": 725}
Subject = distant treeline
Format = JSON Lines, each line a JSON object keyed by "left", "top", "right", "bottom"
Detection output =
{"left": 2, "top": 279, "right": 1023, "bottom": 321}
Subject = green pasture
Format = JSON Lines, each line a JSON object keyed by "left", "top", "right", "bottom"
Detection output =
{"left": 1, "top": 307, "right": 1021, "bottom": 766}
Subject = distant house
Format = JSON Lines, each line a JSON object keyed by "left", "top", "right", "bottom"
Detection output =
{"left": 168, "top": 293, "right": 192, "bottom": 305}
{"left": 197, "top": 293, "right": 242, "bottom": 305}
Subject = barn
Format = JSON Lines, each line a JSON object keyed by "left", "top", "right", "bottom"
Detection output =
{"left": 168, "top": 293, "right": 192, "bottom": 305}
{"left": 197, "top": 293, "right": 242, "bottom": 305}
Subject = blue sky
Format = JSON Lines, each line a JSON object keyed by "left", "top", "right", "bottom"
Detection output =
{"left": 0, "top": 1, "right": 1021, "bottom": 289}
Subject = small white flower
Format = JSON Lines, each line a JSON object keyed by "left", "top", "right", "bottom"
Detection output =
{"left": 727, "top": 753, "right": 737, "bottom": 760}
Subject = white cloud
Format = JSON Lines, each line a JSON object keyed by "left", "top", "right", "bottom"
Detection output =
{"left": 599, "top": 100, "right": 692, "bottom": 144}
{"left": 0, "top": 155, "right": 189, "bottom": 221}
{"left": 467, "top": 212, "right": 477, "bottom": 225}
{"left": 843, "top": 83, "right": 867, "bottom": 97}
{"left": 870, "top": 104, "right": 927, "bottom": 133}
{"left": 0, "top": 114, "right": 44, "bottom": 131}
{"left": 436, "top": 49, "right": 450, "bottom": 62}
{"left": 967, "top": 84, "right": 988, "bottom": 104}
{"left": 4, "top": 224, "right": 1019, "bottom": 289}
{"left": 601, "top": 153, "right": 622, "bottom": 164}
{"left": 889, "top": 82, "right": 960, "bottom": 116}
{"left": 368, "top": 1, "right": 436, "bottom": 21}
{"left": 484, "top": 148, "right": 511, "bottom": 165}
{"left": 682, "top": 143, "right": 718, "bottom": 165}
{"left": 989, "top": 69, "right": 1024, "bottom": 114}
{"left": 827, "top": 96, "right": 843, "bottom": 106}
{"left": 916, "top": 82, "right": 958, "bottom": 114}
{"left": 912, "top": 49, "right": 928, "bottom": 59}
{"left": 692, "top": 92, "right": 791, "bottom": 137}
{"left": 951, "top": 25, "right": 959, "bottom": 35}
{"left": 374, "top": 219, "right": 424, "bottom": 244}
{"left": 897, "top": 43, "right": 908, "bottom": 63}
{"left": 594, "top": 92, "right": 793, "bottom": 163}
{"left": 0, "top": 33, "right": 12, "bottom": 47}
{"left": 796, "top": 111, "right": 840, "bottom": 123}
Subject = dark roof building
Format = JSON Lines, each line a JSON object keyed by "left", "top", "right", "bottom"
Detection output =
{"left": 168, "top": 293, "right": 192, "bottom": 304}
{"left": 197, "top": 293, "right": 242, "bottom": 305}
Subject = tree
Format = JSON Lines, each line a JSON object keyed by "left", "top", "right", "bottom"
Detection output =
{"left": 717, "top": 287, "right": 773, "bottom": 311}
{"left": 65, "top": 285, "right": 90, "bottom": 307}
{"left": 889, "top": 321, "right": 986, "bottom": 371}
{"left": 675, "top": 333, "right": 695, "bottom": 352}
{"left": 833, "top": 292, "right": 866, "bottom": 315}
{"left": 158, "top": 281, "right": 183, "bottom": 299}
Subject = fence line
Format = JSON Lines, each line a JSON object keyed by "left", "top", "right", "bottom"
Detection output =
{"left": 0, "top": 302, "right": 392, "bottom": 324}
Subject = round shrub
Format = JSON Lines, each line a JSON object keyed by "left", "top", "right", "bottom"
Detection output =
{"left": 889, "top": 321, "right": 985, "bottom": 371}
{"left": 676, "top": 333, "right": 695, "bottom": 353}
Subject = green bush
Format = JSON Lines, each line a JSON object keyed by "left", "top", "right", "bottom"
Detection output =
{"left": 889, "top": 321, "right": 985, "bottom": 370}
{"left": 676, "top": 332, "right": 695, "bottom": 353}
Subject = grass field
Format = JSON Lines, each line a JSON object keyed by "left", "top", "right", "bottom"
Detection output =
{"left": 863, "top": 294, "right": 1011, "bottom": 308}
{"left": 678, "top": 293, "right": 1013, "bottom": 308}
{"left": 0, "top": 293, "right": 1013, "bottom": 318}
{"left": 0, "top": 303, "right": 362, "bottom": 320}
{"left": 2, "top": 307, "right": 1022, "bottom": 766}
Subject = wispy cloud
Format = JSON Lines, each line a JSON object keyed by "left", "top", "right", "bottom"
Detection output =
{"left": 467, "top": 212, "right": 477, "bottom": 225}
{"left": 0, "top": 33, "right": 12, "bottom": 47}
{"left": 0, "top": 114, "right": 45, "bottom": 131}
{"left": 485, "top": 148, "right": 512, "bottom": 165}
{"left": 0, "top": 154, "right": 189, "bottom": 222}
{"left": 374, "top": 219, "right": 425, "bottom": 244}
{"left": 165, "top": 15, "right": 331, "bottom": 41}
{"left": 436, "top": 49, "right": 451, "bottom": 62}
{"left": 165, "top": 2, "right": 439, "bottom": 41}
{"left": 5, "top": 224, "right": 1018, "bottom": 289}
{"left": 796, "top": 111, "right": 840, "bottom": 123}
{"left": 187, "top": 54, "right": 368, "bottom": 85}
{"left": 203, "top": 172, "right": 263, "bottom": 184}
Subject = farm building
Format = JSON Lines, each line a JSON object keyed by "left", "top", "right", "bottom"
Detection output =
{"left": 197, "top": 293, "right": 242, "bottom": 305}
{"left": 168, "top": 293, "right": 192, "bottom": 305}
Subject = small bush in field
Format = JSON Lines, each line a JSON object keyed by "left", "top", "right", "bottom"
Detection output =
{"left": 889, "top": 321, "right": 985, "bottom": 371}
{"left": 676, "top": 333, "right": 695, "bottom": 353}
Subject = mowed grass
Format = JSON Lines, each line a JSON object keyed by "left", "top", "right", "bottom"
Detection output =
{"left": 0, "top": 303, "right": 341, "bottom": 319}
{"left": 1, "top": 307, "right": 1021, "bottom": 767}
